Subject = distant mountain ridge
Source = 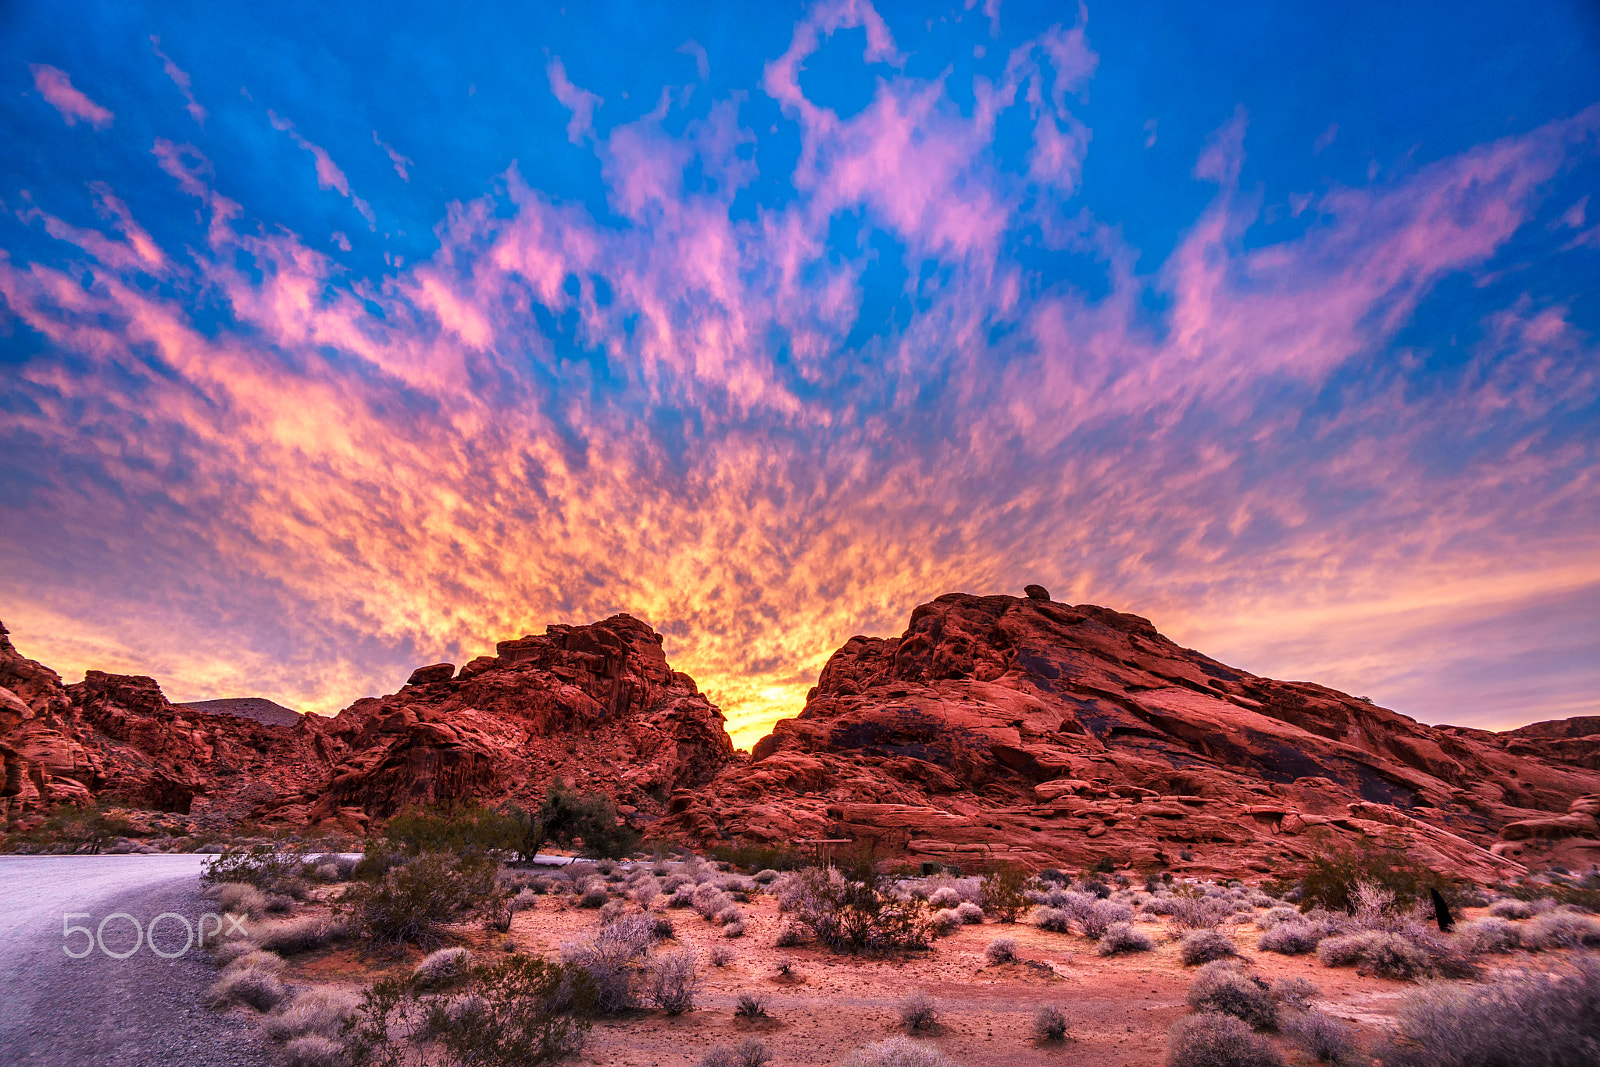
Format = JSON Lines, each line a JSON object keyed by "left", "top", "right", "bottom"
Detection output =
{"left": 177, "top": 697, "right": 302, "bottom": 728}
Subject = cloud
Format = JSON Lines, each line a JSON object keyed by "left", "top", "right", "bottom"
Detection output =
{"left": 2, "top": 9, "right": 1597, "bottom": 752}
{"left": 373, "top": 131, "right": 413, "bottom": 181}
{"left": 268, "top": 110, "right": 376, "bottom": 228}
{"left": 149, "top": 36, "right": 206, "bottom": 123}
{"left": 29, "top": 64, "right": 112, "bottom": 129}
{"left": 547, "top": 57, "right": 602, "bottom": 144}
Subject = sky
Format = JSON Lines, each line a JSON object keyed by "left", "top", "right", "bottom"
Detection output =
{"left": 1, "top": 1, "right": 1597, "bottom": 749}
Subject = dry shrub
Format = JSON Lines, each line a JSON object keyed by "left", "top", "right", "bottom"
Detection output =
{"left": 1522, "top": 909, "right": 1600, "bottom": 950}
{"left": 1167, "top": 1012, "right": 1284, "bottom": 1067}
{"left": 1033, "top": 1005, "right": 1068, "bottom": 1042}
{"left": 559, "top": 917, "right": 654, "bottom": 1013}
{"left": 282, "top": 1035, "right": 346, "bottom": 1067}
{"left": 215, "top": 883, "right": 268, "bottom": 917}
{"left": 345, "top": 953, "right": 593, "bottom": 1066}
{"left": 1098, "top": 922, "right": 1154, "bottom": 956}
{"left": 928, "top": 887, "right": 962, "bottom": 909}
{"left": 648, "top": 948, "right": 700, "bottom": 1014}
{"left": 1317, "top": 931, "right": 1433, "bottom": 980}
{"left": 930, "top": 908, "right": 961, "bottom": 936}
{"left": 224, "top": 949, "right": 285, "bottom": 973}
{"left": 1258, "top": 922, "right": 1326, "bottom": 955}
{"left": 210, "top": 938, "right": 260, "bottom": 966}
{"left": 699, "top": 1038, "right": 772, "bottom": 1067}
{"left": 1255, "top": 906, "right": 1303, "bottom": 931}
{"left": 899, "top": 990, "right": 938, "bottom": 1031}
{"left": 954, "top": 902, "right": 983, "bottom": 924}
{"left": 1453, "top": 917, "right": 1520, "bottom": 955}
{"left": 774, "top": 921, "right": 808, "bottom": 947}
{"left": 207, "top": 964, "right": 288, "bottom": 1011}
{"left": 1181, "top": 929, "right": 1240, "bottom": 966}
{"left": 254, "top": 915, "right": 346, "bottom": 955}
{"left": 843, "top": 1036, "right": 957, "bottom": 1067}
{"left": 734, "top": 992, "right": 768, "bottom": 1018}
{"left": 265, "top": 987, "right": 361, "bottom": 1041}
{"left": 1487, "top": 899, "right": 1535, "bottom": 920}
{"left": 709, "top": 944, "right": 734, "bottom": 967}
{"left": 1035, "top": 907, "right": 1073, "bottom": 934}
{"left": 1271, "top": 976, "right": 1319, "bottom": 1012}
{"left": 1379, "top": 954, "right": 1600, "bottom": 1067}
{"left": 1186, "top": 961, "right": 1278, "bottom": 1031}
{"left": 413, "top": 946, "right": 474, "bottom": 987}
{"left": 984, "top": 936, "right": 1018, "bottom": 964}
{"left": 341, "top": 851, "right": 498, "bottom": 948}
{"left": 1282, "top": 1009, "right": 1356, "bottom": 1063}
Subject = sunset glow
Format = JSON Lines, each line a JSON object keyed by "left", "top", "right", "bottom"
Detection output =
{"left": 3, "top": 2, "right": 1597, "bottom": 749}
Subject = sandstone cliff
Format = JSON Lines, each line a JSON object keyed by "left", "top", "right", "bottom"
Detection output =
{"left": 660, "top": 592, "right": 1600, "bottom": 881}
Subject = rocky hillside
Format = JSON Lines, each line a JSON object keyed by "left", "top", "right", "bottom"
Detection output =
{"left": 0, "top": 621, "right": 327, "bottom": 826}
{"left": 6, "top": 599, "right": 1597, "bottom": 882}
{"left": 2, "top": 614, "right": 733, "bottom": 836}
{"left": 177, "top": 697, "right": 302, "bottom": 728}
{"left": 660, "top": 590, "right": 1600, "bottom": 882}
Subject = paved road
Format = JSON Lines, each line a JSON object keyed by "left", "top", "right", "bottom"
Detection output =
{"left": 0, "top": 855, "right": 273, "bottom": 1066}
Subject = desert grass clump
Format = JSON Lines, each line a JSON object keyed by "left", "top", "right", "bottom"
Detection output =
{"left": 984, "top": 936, "right": 1018, "bottom": 964}
{"left": 843, "top": 1037, "right": 956, "bottom": 1067}
{"left": 1282, "top": 1010, "right": 1356, "bottom": 1063}
{"left": 1522, "top": 909, "right": 1600, "bottom": 950}
{"left": 928, "top": 887, "right": 963, "bottom": 910}
{"left": 699, "top": 1038, "right": 773, "bottom": 1067}
{"left": 513, "top": 887, "right": 540, "bottom": 911}
{"left": 1378, "top": 953, "right": 1600, "bottom": 1067}
{"left": 1186, "top": 961, "right": 1278, "bottom": 1031}
{"left": 1181, "top": 928, "right": 1240, "bottom": 966}
{"left": 899, "top": 990, "right": 938, "bottom": 1031}
{"left": 1258, "top": 922, "right": 1326, "bottom": 956}
{"left": 282, "top": 1035, "right": 345, "bottom": 1067}
{"left": 264, "top": 987, "right": 361, "bottom": 1041}
{"left": 1487, "top": 898, "right": 1535, "bottom": 920}
{"left": 1271, "top": 976, "right": 1319, "bottom": 1012}
{"left": 735, "top": 992, "right": 769, "bottom": 1018}
{"left": 753, "top": 869, "right": 780, "bottom": 885}
{"left": 647, "top": 948, "right": 700, "bottom": 1014}
{"left": 930, "top": 908, "right": 961, "bottom": 936}
{"left": 1167, "top": 1012, "right": 1284, "bottom": 1067}
{"left": 578, "top": 883, "right": 609, "bottom": 908}
{"left": 215, "top": 882, "right": 268, "bottom": 917}
{"left": 210, "top": 938, "right": 260, "bottom": 966}
{"left": 954, "top": 901, "right": 983, "bottom": 924}
{"left": 223, "top": 949, "right": 285, "bottom": 974}
{"left": 709, "top": 944, "right": 734, "bottom": 967}
{"left": 1317, "top": 931, "right": 1432, "bottom": 980}
{"left": 1453, "top": 917, "right": 1520, "bottom": 955}
{"left": 1098, "top": 922, "right": 1154, "bottom": 956}
{"left": 253, "top": 915, "right": 346, "bottom": 955}
{"left": 207, "top": 964, "right": 288, "bottom": 1011}
{"left": 1033, "top": 1005, "right": 1069, "bottom": 1042}
{"left": 413, "top": 946, "right": 474, "bottom": 987}
{"left": 1255, "top": 906, "right": 1303, "bottom": 931}
{"left": 1035, "top": 906, "right": 1072, "bottom": 934}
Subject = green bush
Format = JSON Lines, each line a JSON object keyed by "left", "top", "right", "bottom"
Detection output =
{"left": 979, "top": 864, "right": 1032, "bottom": 923}
{"left": 203, "top": 846, "right": 314, "bottom": 897}
{"left": 1298, "top": 832, "right": 1441, "bottom": 914}
{"left": 379, "top": 804, "right": 522, "bottom": 858}
{"left": 341, "top": 851, "right": 500, "bottom": 947}
{"left": 513, "top": 782, "right": 639, "bottom": 860}
{"left": 345, "top": 954, "right": 594, "bottom": 1067}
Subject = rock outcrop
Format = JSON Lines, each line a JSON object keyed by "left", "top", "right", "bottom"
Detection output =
{"left": 0, "top": 623, "right": 325, "bottom": 824}
{"left": 661, "top": 592, "right": 1600, "bottom": 881}
{"left": 254, "top": 614, "right": 735, "bottom": 830}
{"left": 176, "top": 698, "right": 303, "bottom": 728}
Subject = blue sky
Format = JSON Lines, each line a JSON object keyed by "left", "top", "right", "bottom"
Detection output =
{"left": 2, "top": 1, "right": 1597, "bottom": 745}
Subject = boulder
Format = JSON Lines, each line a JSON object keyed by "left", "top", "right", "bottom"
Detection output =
{"left": 406, "top": 663, "right": 457, "bottom": 686}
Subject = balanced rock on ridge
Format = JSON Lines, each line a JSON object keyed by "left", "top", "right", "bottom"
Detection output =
{"left": 664, "top": 592, "right": 1600, "bottom": 880}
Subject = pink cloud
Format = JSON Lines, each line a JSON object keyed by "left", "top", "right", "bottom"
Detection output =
{"left": 1, "top": 23, "right": 1597, "bottom": 748}
{"left": 268, "top": 110, "right": 376, "bottom": 228}
{"left": 373, "top": 132, "right": 413, "bottom": 181}
{"left": 547, "top": 57, "right": 602, "bottom": 144}
{"left": 149, "top": 36, "right": 206, "bottom": 123}
{"left": 30, "top": 64, "right": 112, "bottom": 129}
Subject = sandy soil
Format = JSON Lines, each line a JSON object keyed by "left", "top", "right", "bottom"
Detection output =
{"left": 269, "top": 880, "right": 1553, "bottom": 1067}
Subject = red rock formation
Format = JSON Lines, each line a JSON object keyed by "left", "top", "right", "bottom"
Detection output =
{"left": 0, "top": 622, "right": 326, "bottom": 825}
{"left": 255, "top": 613, "right": 737, "bottom": 829}
{"left": 662, "top": 593, "right": 1600, "bottom": 881}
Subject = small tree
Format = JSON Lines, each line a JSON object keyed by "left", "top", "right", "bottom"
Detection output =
{"left": 515, "top": 782, "right": 640, "bottom": 860}
{"left": 980, "top": 863, "right": 1032, "bottom": 923}
{"left": 1298, "top": 830, "right": 1440, "bottom": 914}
